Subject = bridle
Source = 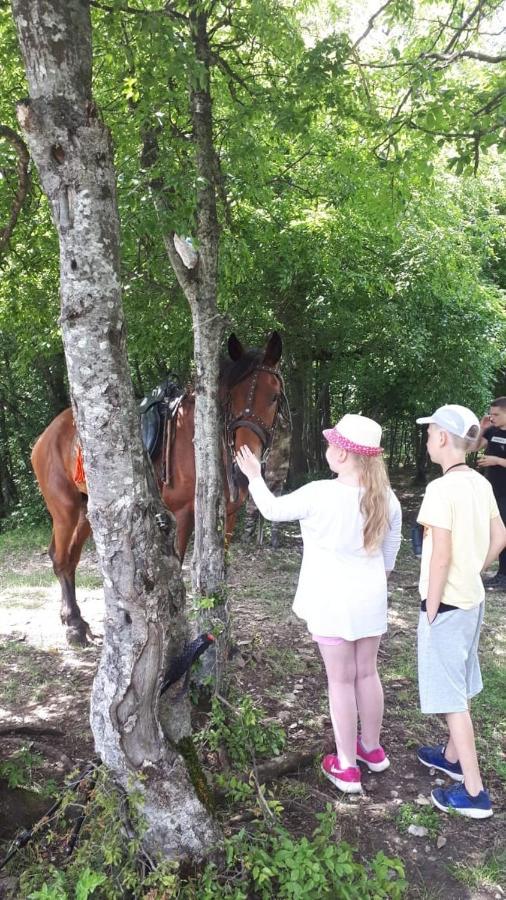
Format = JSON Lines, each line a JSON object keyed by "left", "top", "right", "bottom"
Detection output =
{"left": 224, "top": 364, "right": 290, "bottom": 500}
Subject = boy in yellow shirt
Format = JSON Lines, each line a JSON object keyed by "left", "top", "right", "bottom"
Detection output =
{"left": 415, "top": 405, "right": 506, "bottom": 818}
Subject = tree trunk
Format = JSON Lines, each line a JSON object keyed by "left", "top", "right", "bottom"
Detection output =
{"left": 288, "top": 359, "right": 308, "bottom": 482}
{"left": 12, "top": 0, "right": 218, "bottom": 861}
{"left": 163, "top": 5, "right": 226, "bottom": 603}
{"left": 414, "top": 423, "right": 428, "bottom": 484}
{"left": 153, "top": 6, "right": 227, "bottom": 687}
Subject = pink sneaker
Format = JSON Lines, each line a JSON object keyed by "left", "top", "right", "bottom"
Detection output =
{"left": 356, "top": 739, "right": 390, "bottom": 773}
{"left": 321, "top": 754, "right": 362, "bottom": 793}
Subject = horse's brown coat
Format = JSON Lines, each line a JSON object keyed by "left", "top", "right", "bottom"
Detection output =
{"left": 31, "top": 332, "right": 284, "bottom": 644}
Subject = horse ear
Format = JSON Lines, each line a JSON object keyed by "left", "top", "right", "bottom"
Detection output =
{"left": 263, "top": 331, "right": 282, "bottom": 366}
{"left": 228, "top": 333, "right": 244, "bottom": 361}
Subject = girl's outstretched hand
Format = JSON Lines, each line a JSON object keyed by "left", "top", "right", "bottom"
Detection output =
{"left": 235, "top": 445, "right": 262, "bottom": 481}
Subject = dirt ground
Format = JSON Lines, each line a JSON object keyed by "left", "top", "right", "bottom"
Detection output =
{"left": 0, "top": 482, "right": 505, "bottom": 898}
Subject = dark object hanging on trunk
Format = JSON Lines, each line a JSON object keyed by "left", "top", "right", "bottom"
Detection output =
{"left": 160, "top": 633, "right": 215, "bottom": 696}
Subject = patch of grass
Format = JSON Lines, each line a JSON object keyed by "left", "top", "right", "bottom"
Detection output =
{"left": 0, "top": 570, "right": 102, "bottom": 595}
{"left": 450, "top": 850, "right": 506, "bottom": 891}
{"left": 263, "top": 646, "right": 304, "bottom": 677}
{"left": 0, "top": 524, "right": 51, "bottom": 558}
{"left": 0, "top": 641, "right": 55, "bottom": 705}
{"left": 473, "top": 660, "right": 506, "bottom": 780}
{"left": 0, "top": 746, "right": 43, "bottom": 789}
{"left": 395, "top": 802, "right": 441, "bottom": 839}
{"left": 277, "top": 779, "right": 313, "bottom": 802}
{"left": 0, "top": 570, "right": 56, "bottom": 589}
{"left": 0, "top": 592, "right": 48, "bottom": 609}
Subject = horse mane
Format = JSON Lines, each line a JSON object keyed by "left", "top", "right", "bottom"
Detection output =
{"left": 219, "top": 349, "right": 263, "bottom": 390}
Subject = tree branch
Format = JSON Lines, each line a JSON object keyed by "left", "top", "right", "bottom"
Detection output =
{"left": 444, "top": 0, "right": 489, "bottom": 53}
{"left": 0, "top": 125, "right": 30, "bottom": 256}
{"left": 423, "top": 48, "right": 506, "bottom": 64}
{"left": 350, "top": 0, "right": 394, "bottom": 52}
{"left": 473, "top": 87, "right": 506, "bottom": 116}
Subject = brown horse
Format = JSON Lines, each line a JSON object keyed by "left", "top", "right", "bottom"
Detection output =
{"left": 31, "top": 332, "right": 285, "bottom": 644}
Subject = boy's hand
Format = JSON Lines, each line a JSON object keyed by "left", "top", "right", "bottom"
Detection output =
{"left": 235, "top": 445, "right": 262, "bottom": 481}
{"left": 478, "top": 455, "right": 505, "bottom": 468}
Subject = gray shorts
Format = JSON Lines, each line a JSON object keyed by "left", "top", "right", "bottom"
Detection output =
{"left": 417, "top": 602, "right": 484, "bottom": 714}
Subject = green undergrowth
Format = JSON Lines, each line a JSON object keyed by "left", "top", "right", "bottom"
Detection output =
{"left": 0, "top": 746, "right": 57, "bottom": 798}
{"left": 395, "top": 802, "right": 441, "bottom": 839}
{"left": 450, "top": 849, "right": 506, "bottom": 892}
{"left": 13, "top": 766, "right": 406, "bottom": 900}
{"left": 196, "top": 694, "right": 287, "bottom": 767}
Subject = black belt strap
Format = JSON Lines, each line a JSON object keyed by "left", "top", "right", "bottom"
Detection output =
{"left": 420, "top": 599, "right": 458, "bottom": 614}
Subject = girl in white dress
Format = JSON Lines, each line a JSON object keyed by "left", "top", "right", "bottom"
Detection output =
{"left": 236, "top": 414, "right": 402, "bottom": 793}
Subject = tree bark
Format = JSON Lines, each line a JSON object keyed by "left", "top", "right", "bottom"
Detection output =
{"left": 11, "top": 0, "right": 219, "bottom": 861}
{"left": 150, "top": 5, "right": 228, "bottom": 688}
{"left": 174, "top": 5, "right": 226, "bottom": 602}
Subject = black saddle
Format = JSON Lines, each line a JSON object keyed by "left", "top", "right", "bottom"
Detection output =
{"left": 139, "top": 376, "right": 185, "bottom": 459}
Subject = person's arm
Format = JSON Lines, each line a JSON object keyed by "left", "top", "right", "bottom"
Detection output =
{"left": 382, "top": 495, "right": 402, "bottom": 575}
{"left": 426, "top": 526, "right": 452, "bottom": 623}
{"left": 477, "top": 455, "right": 506, "bottom": 469}
{"left": 235, "top": 445, "right": 312, "bottom": 522}
{"left": 476, "top": 416, "right": 492, "bottom": 452}
{"left": 482, "top": 515, "right": 506, "bottom": 571}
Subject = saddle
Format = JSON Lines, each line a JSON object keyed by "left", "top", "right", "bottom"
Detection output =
{"left": 139, "top": 376, "right": 186, "bottom": 482}
{"left": 73, "top": 378, "right": 186, "bottom": 491}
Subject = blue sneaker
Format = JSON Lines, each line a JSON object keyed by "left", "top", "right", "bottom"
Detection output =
{"left": 417, "top": 745, "right": 464, "bottom": 781}
{"left": 431, "top": 783, "right": 493, "bottom": 819}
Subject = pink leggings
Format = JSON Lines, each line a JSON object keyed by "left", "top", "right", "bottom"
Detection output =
{"left": 317, "top": 635, "right": 384, "bottom": 770}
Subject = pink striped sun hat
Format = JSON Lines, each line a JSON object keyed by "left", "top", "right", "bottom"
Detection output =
{"left": 323, "top": 414, "right": 383, "bottom": 457}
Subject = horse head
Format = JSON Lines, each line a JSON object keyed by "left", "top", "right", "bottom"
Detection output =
{"left": 222, "top": 331, "right": 284, "bottom": 497}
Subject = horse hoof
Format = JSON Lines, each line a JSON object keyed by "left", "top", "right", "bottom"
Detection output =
{"left": 66, "top": 622, "right": 90, "bottom": 647}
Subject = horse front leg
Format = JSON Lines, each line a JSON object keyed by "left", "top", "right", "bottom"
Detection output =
{"left": 174, "top": 506, "right": 195, "bottom": 563}
{"left": 49, "top": 502, "right": 92, "bottom": 646}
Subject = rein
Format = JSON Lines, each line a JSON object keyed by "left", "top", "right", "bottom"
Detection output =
{"left": 224, "top": 364, "right": 289, "bottom": 502}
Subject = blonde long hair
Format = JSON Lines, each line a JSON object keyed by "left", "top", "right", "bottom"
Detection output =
{"left": 354, "top": 454, "right": 391, "bottom": 552}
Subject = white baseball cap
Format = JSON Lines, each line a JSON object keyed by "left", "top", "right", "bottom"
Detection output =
{"left": 416, "top": 404, "right": 480, "bottom": 438}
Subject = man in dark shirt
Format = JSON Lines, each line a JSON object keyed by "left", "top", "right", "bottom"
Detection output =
{"left": 478, "top": 396, "right": 506, "bottom": 588}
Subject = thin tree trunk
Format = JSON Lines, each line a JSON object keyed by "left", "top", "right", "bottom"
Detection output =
{"left": 288, "top": 360, "right": 308, "bottom": 482}
{"left": 414, "top": 423, "right": 428, "bottom": 484}
{"left": 149, "top": 6, "right": 228, "bottom": 687}
{"left": 188, "top": 4, "right": 225, "bottom": 600}
{"left": 12, "top": 0, "right": 218, "bottom": 860}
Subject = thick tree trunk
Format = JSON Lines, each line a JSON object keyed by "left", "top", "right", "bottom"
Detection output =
{"left": 12, "top": 0, "right": 218, "bottom": 860}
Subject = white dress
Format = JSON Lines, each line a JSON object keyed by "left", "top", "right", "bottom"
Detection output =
{"left": 248, "top": 477, "right": 402, "bottom": 640}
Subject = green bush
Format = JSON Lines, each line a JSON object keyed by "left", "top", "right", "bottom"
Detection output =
{"left": 199, "top": 695, "right": 286, "bottom": 767}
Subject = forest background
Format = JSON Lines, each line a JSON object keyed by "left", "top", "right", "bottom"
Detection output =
{"left": 0, "top": 0, "right": 505, "bottom": 527}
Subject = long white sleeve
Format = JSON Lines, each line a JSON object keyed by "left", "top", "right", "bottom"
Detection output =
{"left": 247, "top": 477, "right": 314, "bottom": 522}
{"left": 382, "top": 493, "right": 402, "bottom": 570}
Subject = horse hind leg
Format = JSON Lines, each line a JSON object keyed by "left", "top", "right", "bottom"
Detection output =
{"left": 49, "top": 494, "right": 92, "bottom": 646}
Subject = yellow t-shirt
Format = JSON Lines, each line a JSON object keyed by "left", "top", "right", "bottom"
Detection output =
{"left": 417, "top": 470, "right": 499, "bottom": 610}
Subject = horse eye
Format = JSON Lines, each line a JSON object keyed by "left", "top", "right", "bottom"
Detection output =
{"left": 271, "top": 394, "right": 279, "bottom": 403}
